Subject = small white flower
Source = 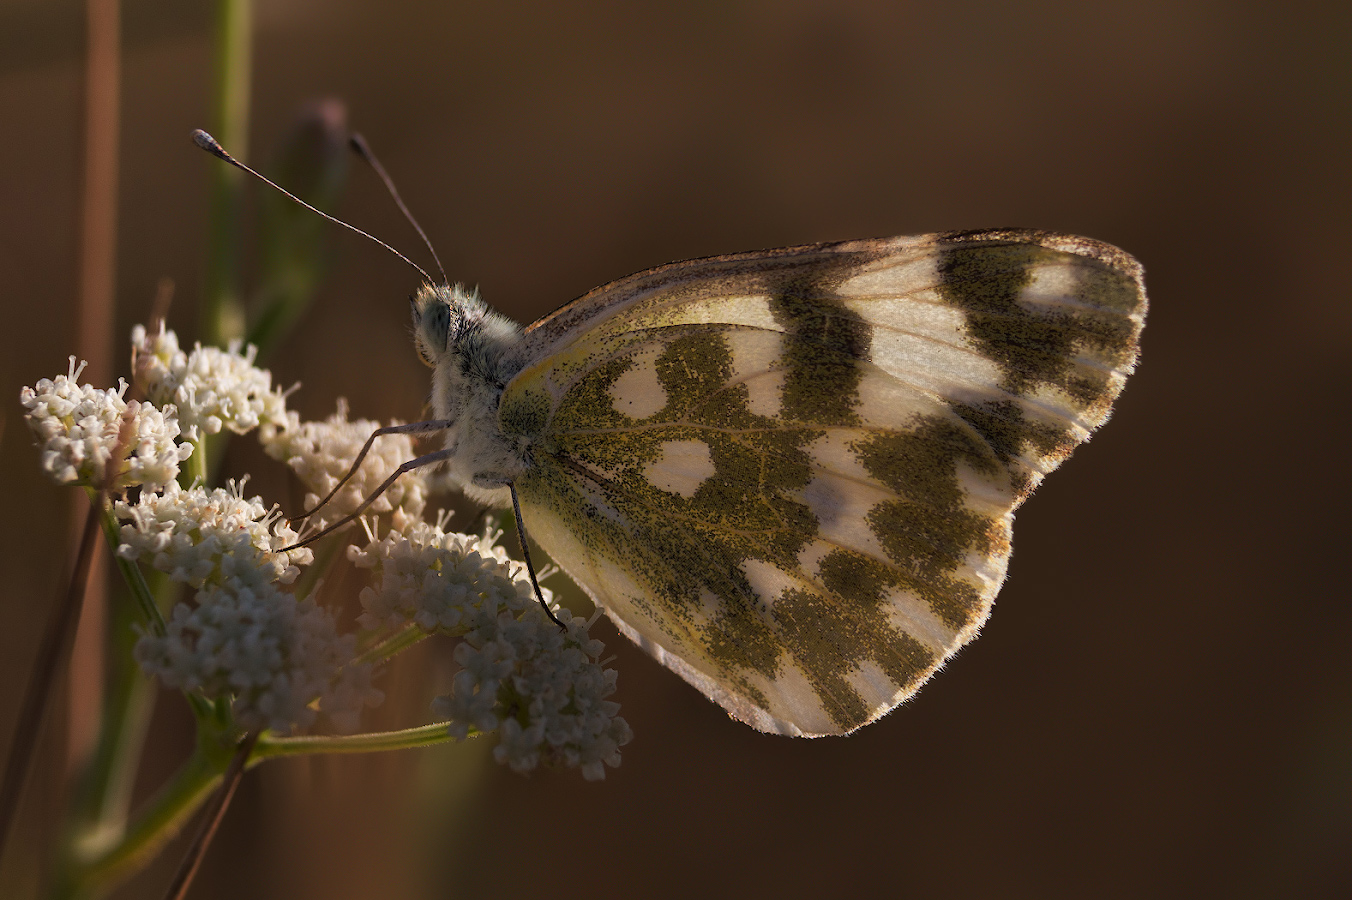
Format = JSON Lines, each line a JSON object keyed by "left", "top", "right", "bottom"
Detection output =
{"left": 135, "top": 579, "right": 383, "bottom": 734}
{"left": 132, "top": 323, "right": 289, "bottom": 440}
{"left": 435, "top": 605, "right": 632, "bottom": 780}
{"left": 259, "top": 400, "right": 428, "bottom": 532}
{"left": 353, "top": 517, "right": 630, "bottom": 778}
{"left": 347, "top": 516, "right": 538, "bottom": 632}
{"left": 20, "top": 357, "right": 193, "bottom": 491}
{"left": 130, "top": 322, "right": 187, "bottom": 402}
{"left": 115, "top": 480, "right": 312, "bottom": 590}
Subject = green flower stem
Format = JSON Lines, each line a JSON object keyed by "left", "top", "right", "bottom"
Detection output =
{"left": 61, "top": 659, "right": 156, "bottom": 888}
{"left": 90, "top": 489, "right": 165, "bottom": 636}
{"left": 200, "top": 0, "right": 252, "bottom": 347}
{"left": 160, "top": 731, "right": 257, "bottom": 900}
{"left": 356, "top": 623, "right": 427, "bottom": 666}
{"left": 255, "top": 723, "right": 462, "bottom": 758}
{"left": 247, "top": 101, "right": 350, "bottom": 362}
{"left": 290, "top": 531, "right": 344, "bottom": 602}
{"left": 58, "top": 742, "right": 221, "bottom": 900}
{"left": 68, "top": 586, "right": 158, "bottom": 825}
{"left": 60, "top": 722, "right": 462, "bottom": 897}
{"left": 206, "top": 431, "right": 240, "bottom": 490}
{"left": 175, "top": 435, "right": 206, "bottom": 493}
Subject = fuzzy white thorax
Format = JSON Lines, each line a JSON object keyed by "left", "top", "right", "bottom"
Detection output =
{"left": 411, "top": 283, "right": 530, "bottom": 506}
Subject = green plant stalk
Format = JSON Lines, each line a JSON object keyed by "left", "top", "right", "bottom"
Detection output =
{"left": 60, "top": 722, "right": 462, "bottom": 897}
{"left": 255, "top": 723, "right": 462, "bottom": 759}
{"left": 180, "top": 435, "right": 208, "bottom": 489}
{"left": 200, "top": 0, "right": 252, "bottom": 347}
{"left": 59, "top": 738, "right": 220, "bottom": 899}
{"left": 246, "top": 100, "right": 350, "bottom": 363}
{"left": 356, "top": 623, "right": 427, "bottom": 666}
{"left": 290, "top": 531, "right": 345, "bottom": 601}
{"left": 89, "top": 489, "right": 165, "bottom": 636}
{"left": 61, "top": 633, "right": 156, "bottom": 877}
{"left": 201, "top": 431, "right": 228, "bottom": 489}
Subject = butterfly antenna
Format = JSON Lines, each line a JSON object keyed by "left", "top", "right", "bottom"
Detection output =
{"left": 348, "top": 132, "right": 448, "bottom": 286}
{"left": 191, "top": 129, "right": 432, "bottom": 284}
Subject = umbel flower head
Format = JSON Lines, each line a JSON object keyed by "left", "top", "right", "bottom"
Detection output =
{"left": 116, "top": 479, "right": 376, "bottom": 733}
{"left": 260, "top": 400, "right": 428, "bottom": 532}
{"left": 19, "top": 357, "right": 192, "bottom": 491}
{"left": 350, "top": 518, "right": 633, "bottom": 780}
{"left": 132, "top": 322, "right": 290, "bottom": 440}
{"left": 135, "top": 578, "right": 382, "bottom": 734}
{"left": 115, "top": 480, "right": 313, "bottom": 590}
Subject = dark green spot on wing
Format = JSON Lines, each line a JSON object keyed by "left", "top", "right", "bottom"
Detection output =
{"left": 854, "top": 417, "right": 1004, "bottom": 631}
{"left": 769, "top": 276, "right": 871, "bottom": 425}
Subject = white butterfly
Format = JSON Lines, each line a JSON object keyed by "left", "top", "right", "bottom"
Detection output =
{"left": 195, "top": 122, "right": 1145, "bottom": 736}
{"left": 407, "top": 229, "right": 1147, "bottom": 736}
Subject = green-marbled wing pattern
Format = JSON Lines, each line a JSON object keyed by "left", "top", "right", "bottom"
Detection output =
{"left": 498, "top": 230, "right": 1146, "bottom": 736}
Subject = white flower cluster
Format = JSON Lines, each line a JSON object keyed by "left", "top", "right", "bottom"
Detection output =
{"left": 346, "top": 515, "right": 542, "bottom": 632}
{"left": 118, "top": 480, "right": 379, "bottom": 733}
{"left": 259, "top": 400, "right": 428, "bottom": 531}
{"left": 132, "top": 323, "right": 289, "bottom": 440}
{"left": 19, "top": 357, "right": 193, "bottom": 491}
{"left": 135, "top": 579, "right": 382, "bottom": 733}
{"left": 349, "top": 520, "right": 631, "bottom": 779}
{"left": 24, "top": 325, "right": 632, "bottom": 768}
{"left": 115, "top": 480, "right": 313, "bottom": 588}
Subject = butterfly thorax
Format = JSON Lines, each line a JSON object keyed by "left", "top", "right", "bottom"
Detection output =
{"left": 411, "top": 283, "right": 530, "bottom": 505}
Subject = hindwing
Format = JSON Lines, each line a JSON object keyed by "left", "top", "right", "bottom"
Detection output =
{"left": 498, "top": 229, "right": 1146, "bottom": 735}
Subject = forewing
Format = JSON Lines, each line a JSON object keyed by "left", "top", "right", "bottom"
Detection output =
{"left": 499, "top": 230, "right": 1146, "bottom": 735}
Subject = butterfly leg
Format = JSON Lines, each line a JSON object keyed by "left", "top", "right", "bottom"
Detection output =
{"left": 471, "top": 473, "right": 566, "bottom": 630}
{"left": 282, "top": 445, "right": 457, "bottom": 550}
{"left": 290, "top": 419, "right": 455, "bottom": 524}
{"left": 509, "top": 482, "right": 567, "bottom": 630}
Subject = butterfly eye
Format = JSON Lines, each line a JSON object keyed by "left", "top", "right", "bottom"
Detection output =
{"left": 411, "top": 289, "right": 454, "bottom": 367}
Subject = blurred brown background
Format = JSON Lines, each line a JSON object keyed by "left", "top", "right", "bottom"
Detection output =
{"left": 2, "top": 1, "right": 1348, "bottom": 898}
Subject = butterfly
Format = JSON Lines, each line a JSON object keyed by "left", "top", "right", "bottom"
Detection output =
{"left": 196, "top": 119, "right": 1146, "bottom": 736}
{"left": 408, "top": 228, "right": 1147, "bottom": 737}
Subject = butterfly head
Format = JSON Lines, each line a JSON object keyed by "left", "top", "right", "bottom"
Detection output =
{"left": 410, "top": 283, "right": 481, "bottom": 368}
{"left": 410, "top": 282, "right": 524, "bottom": 382}
{"left": 409, "top": 281, "right": 530, "bottom": 498}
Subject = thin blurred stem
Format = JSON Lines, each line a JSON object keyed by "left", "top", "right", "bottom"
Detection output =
{"left": 77, "top": 0, "right": 119, "bottom": 399}
{"left": 71, "top": 0, "right": 121, "bottom": 776}
{"left": 200, "top": 0, "right": 252, "bottom": 347}
{"left": 183, "top": 436, "right": 208, "bottom": 490}
{"left": 161, "top": 732, "right": 257, "bottom": 900}
{"left": 0, "top": 498, "right": 104, "bottom": 859}
{"left": 246, "top": 99, "right": 350, "bottom": 363}
{"left": 202, "top": 431, "right": 227, "bottom": 488}
{"left": 256, "top": 723, "right": 461, "bottom": 758}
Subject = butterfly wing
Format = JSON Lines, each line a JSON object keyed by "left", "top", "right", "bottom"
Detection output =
{"left": 498, "top": 229, "right": 1146, "bottom": 736}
